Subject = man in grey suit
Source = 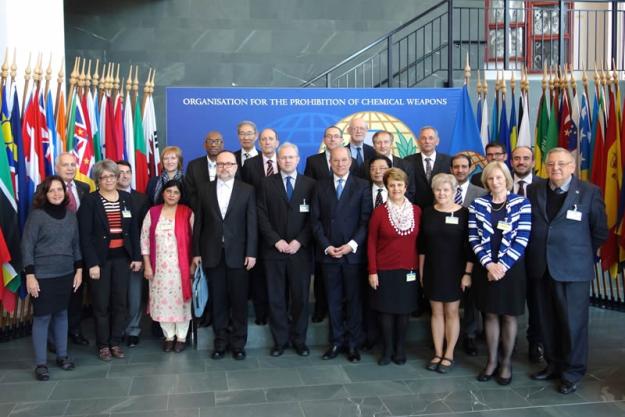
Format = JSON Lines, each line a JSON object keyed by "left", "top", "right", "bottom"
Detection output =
{"left": 526, "top": 148, "right": 607, "bottom": 394}
{"left": 450, "top": 153, "right": 486, "bottom": 356}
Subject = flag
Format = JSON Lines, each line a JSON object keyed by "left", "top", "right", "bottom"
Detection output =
{"left": 104, "top": 95, "right": 118, "bottom": 160}
{"left": 87, "top": 90, "right": 102, "bottom": 162}
{"left": 539, "top": 92, "right": 559, "bottom": 177}
{"left": 45, "top": 90, "right": 59, "bottom": 174}
{"left": 113, "top": 93, "right": 124, "bottom": 161}
{"left": 601, "top": 87, "right": 620, "bottom": 275}
{"left": 509, "top": 89, "right": 518, "bottom": 149}
{"left": 133, "top": 94, "right": 148, "bottom": 193}
{"left": 534, "top": 92, "right": 550, "bottom": 175}
{"left": 590, "top": 91, "right": 601, "bottom": 175}
{"left": 72, "top": 97, "right": 96, "bottom": 191}
{"left": 144, "top": 95, "right": 160, "bottom": 176}
{"left": 22, "top": 92, "right": 45, "bottom": 209}
{"left": 517, "top": 92, "right": 532, "bottom": 148}
{"left": 0, "top": 229, "right": 17, "bottom": 313}
{"left": 65, "top": 90, "right": 77, "bottom": 151}
{"left": 476, "top": 95, "right": 482, "bottom": 131}
{"left": 590, "top": 88, "right": 606, "bottom": 189}
{"left": 489, "top": 93, "right": 498, "bottom": 142}
{"left": 37, "top": 91, "right": 53, "bottom": 176}
{"left": 55, "top": 87, "right": 66, "bottom": 153}
{"left": 11, "top": 86, "right": 28, "bottom": 231}
{"left": 448, "top": 85, "right": 484, "bottom": 155}
{"left": 480, "top": 94, "right": 489, "bottom": 152}
{"left": 498, "top": 98, "right": 510, "bottom": 160}
{"left": 123, "top": 92, "right": 136, "bottom": 188}
{"left": 99, "top": 94, "right": 108, "bottom": 158}
{"left": 570, "top": 89, "right": 581, "bottom": 152}
{"left": 1, "top": 84, "right": 17, "bottom": 193}
{"left": 579, "top": 91, "right": 592, "bottom": 181}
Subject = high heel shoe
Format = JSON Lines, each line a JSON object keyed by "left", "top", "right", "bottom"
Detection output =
{"left": 496, "top": 367, "right": 512, "bottom": 385}
{"left": 476, "top": 366, "right": 498, "bottom": 382}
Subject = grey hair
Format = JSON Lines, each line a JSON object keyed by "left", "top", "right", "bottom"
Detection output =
{"left": 419, "top": 125, "right": 439, "bottom": 139}
{"left": 278, "top": 142, "right": 299, "bottom": 156}
{"left": 93, "top": 159, "right": 120, "bottom": 186}
{"left": 237, "top": 120, "right": 257, "bottom": 133}
{"left": 431, "top": 173, "right": 458, "bottom": 192}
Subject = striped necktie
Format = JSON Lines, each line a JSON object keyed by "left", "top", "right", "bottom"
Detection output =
{"left": 454, "top": 186, "right": 463, "bottom": 205}
{"left": 266, "top": 160, "right": 274, "bottom": 176}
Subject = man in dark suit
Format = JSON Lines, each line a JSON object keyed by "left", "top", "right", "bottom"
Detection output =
{"left": 192, "top": 151, "right": 258, "bottom": 360}
{"left": 450, "top": 153, "right": 486, "bottom": 356}
{"left": 233, "top": 120, "right": 259, "bottom": 168}
{"left": 526, "top": 147, "right": 607, "bottom": 394}
{"left": 241, "top": 128, "right": 281, "bottom": 325}
{"left": 116, "top": 161, "right": 149, "bottom": 348}
{"left": 55, "top": 152, "right": 91, "bottom": 346}
{"left": 311, "top": 146, "right": 372, "bottom": 362}
{"left": 470, "top": 143, "right": 508, "bottom": 187}
{"left": 257, "top": 142, "right": 315, "bottom": 357}
{"left": 185, "top": 131, "right": 224, "bottom": 210}
{"left": 345, "top": 117, "right": 375, "bottom": 172}
{"left": 511, "top": 145, "right": 544, "bottom": 363}
{"left": 404, "top": 126, "right": 451, "bottom": 208}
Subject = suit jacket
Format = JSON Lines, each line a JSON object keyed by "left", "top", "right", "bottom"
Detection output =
{"left": 525, "top": 176, "right": 608, "bottom": 282}
{"left": 129, "top": 189, "right": 149, "bottom": 231}
{"left": 192, "top": 179, "right": 258, "bottom": 268}
{"left": 404, "top": 152, "right": 452, "bottom": 208}
{"left": 257, "top": 173, "right": 315, "bottom": 261}
{"left": 304, "top": 152, "right": 361, "bottom": 181}
{"left": 346, "top": 143, "right": 374, "bottom": 178}
{"left": 74, "top": 180, "right": 90, "bottom": 201}
{"left": 240, "top": 154, "right": 268, "bottom": 189}
{"left": 311, "top": 174, "right": 372, "bottom": 264}
{"left": 78, "top": 190, "right": 141, "bottom": 269}
{"left": 346, "top": 143, "right": 375, "bottom": 161}
{"left": 185, "top": 156, "right": 212, "bottom": 210}
{"left": 470, "top": 172, "right": 484, "bottom": 187}
{"left": 234, "top": 148, "right": 259, "bottom": 169}
{"left": 363, "top": 155, "right": 416, "bottom": 202}
{"left": 462, "top": 183, "right": 487, "bottom": 208}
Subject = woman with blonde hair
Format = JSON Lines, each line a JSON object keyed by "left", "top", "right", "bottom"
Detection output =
{"left": 146, "top": 146, "right": 186, "bottom": 205}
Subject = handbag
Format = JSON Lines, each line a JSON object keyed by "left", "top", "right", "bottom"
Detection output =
{"left": 192, "top": 265, "right": 209, "bottom": 318}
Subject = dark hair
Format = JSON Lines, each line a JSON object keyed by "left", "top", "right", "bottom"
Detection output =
{"left": 161, "top": 179, "right": 185, "bottom": 201}
{"left": 372, "top": 130, "right": 393, "bottom": 143}
{"left": 485, "top": 143, "right": 506, "bottom": 153}
{"left": 368, "top": 154, "right": 392, "bottom": 169}
{"left": 33, "top": 175, "right": 69, "bottom": 209}
{"left": 451, "top": 153, "right": 472, "bottom": 167}
{"left": 116, "top": 160, "right": 132, "bottom": 171}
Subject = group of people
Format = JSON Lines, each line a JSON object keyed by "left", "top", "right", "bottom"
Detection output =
{"left": 21, "top": 118, "right": 608, "bottom": 396}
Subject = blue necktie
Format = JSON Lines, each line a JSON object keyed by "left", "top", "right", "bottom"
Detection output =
{"left": 454, "top": 186, "right": 463, "bottom": 205}
{"left": 356, "top": 147, "right": 364, "bottom": 167}
{"left": 285, "top": 176, "right": 293, "bottom": 201}
{"left": 336, "top": 178, "right": 344, "bottom": 199}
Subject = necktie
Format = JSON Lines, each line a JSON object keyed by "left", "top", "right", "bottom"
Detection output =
{"left": 67, "top": 182, "right": 78, "bottom": 212}
{"left": 555, "top": 187, "right": 564, "bottom": 194}
{"left": 356, "top": 147, "right": 364, "bottom": 167}
{"left": 425, "top": 157, "right": 433, "bottom": 181}
{"left": 336, "top": 178, "right": 344, "bottom": 199}
{"left": 266, "top": 160, "right": 274, "bottom": 176}
{"left": 517, "top": 180, "right": 525, "bottom": 196}
{"left": 285, "top": 176, "right": 293, "bottom": 201}
{"left": 375, "top": 188, "right": 384, "bottom": 208}
{"left": 243, "top": 152, "right": 250, "bottom": 165}
{"left": 454, "top": 186, "right": 463, "bottom": 205}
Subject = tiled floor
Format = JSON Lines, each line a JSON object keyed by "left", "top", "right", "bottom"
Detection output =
{"left": 2, "top": 307, "right": 625, "bottom": 417}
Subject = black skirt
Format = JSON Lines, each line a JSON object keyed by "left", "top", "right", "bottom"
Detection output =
{"left": 369, "top": 269, "right": 418, "bottom": 314}
{"left": 473, "top": 257, "right": 526, "bottom": 316}
{"left": 32, "top": 274, "right": 74, "bottom": 316}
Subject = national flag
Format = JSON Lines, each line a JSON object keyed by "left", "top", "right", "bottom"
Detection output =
{"left": 517, "top": 92, "right": 532, "bottom": 148}
{"left": 498, "top": 98, "right": 510, "bottom": 161}
{"left": 539, "top": 91, "right": 559, "bottom": 177}
{"left": 0, "top": 229, "right": 18, "bottom": 313}
{"left": 476, "top": 94, "right": 482, "bottom": 130}
{"left": 489, "top": 93, "right": 498, "bottom": 142}
{"left": 37, "top": 91, "right": 53, "bottom": 176}
{"left": 123, "top": 91, "right": 136, "bottom": 188}
{"left": 1, "top": 84, "right": 17, "bottom": 193}
{"left": 104, "top": 94, "right": 118, "bottom": 160}
{"left": 448, "top": 85, "right": 484, "bottom": 155}
{"left": 509, "top": 89, "right": 518, "bottom": 149}
{"left": 579, "top": 91, "right": 592, "bottom": 181}
{"left": 113, "top": 92, "right": 124, "bottom": 161}
{"left": 72, "top": 97, "right": 96, "bottom": 191}
{"left": 87, "top": 89, "right": 102, "bottom": 162}
{"left": 534, "top": 92, "right": 549, "bottom": 175}
{"left": 66, "top": 90, "right": 77, "bottom": 151}
{"left": 133, "top": 94, "right": 148, "bottom": 193}
{"left": 479, "top": 94, "right": 489, "bottom": 152}
{"left": 570, "top": 89, "right": 581, "bottom": 151}
{"left": 590, "top": 88, "right": 606, "bottom": 189}
{"left": 144, "top": 95, "right": 160, "bottom": 177}
{"left": 590, "top": 91, "right": 601, "bottom": 174}
{"left": 11, "top": 85, "right": 28, "bottom": 231}
{"left": 22, "top": 92, "right": 45, "bottom": 209}
{"left": 99, "top": 94, "right": 108, "bottom": 158}
{"left": 55, "top": 87, "right": 66, "bottom": 153}
{"left": 45, "top": 89, "right": 60, "bottom": 173}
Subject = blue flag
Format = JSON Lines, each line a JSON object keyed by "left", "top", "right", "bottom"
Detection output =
{"left": 579, "top": 92, "right": 592, "bottom": 180}
{"left": 498, "top": 98, "right": 510, "bottom": 164}
{"left": 489, "top": 94, "right": 499, "bottom": 142}
{"left": 448, "top": 85, "right": 484, "bottom": 156}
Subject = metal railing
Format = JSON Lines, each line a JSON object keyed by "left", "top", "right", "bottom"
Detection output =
{"left": 303, "top": 0, "right": 625, "bottom": 89}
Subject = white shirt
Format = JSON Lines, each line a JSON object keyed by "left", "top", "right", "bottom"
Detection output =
{"left": 67, "top": 180, "right": 81, "bottom": 209}
{"left": 241, "top": 148, "right": 258, "bottom": 166}
{"left": 329, "top": 173, "right": 358, "bottom": 254}
{"left": 371, "top": 184, "right": 387, "bottom": 207}
{"left": 513, "top": 173, "right": 533, "bottom": 195}
{"left": 262, "top": 153, "right": 277, "bottom": 176}
{"left": 207, "top": 156, "right": 217, "bottom": 181}
{"left": 281, "top": 171, "right": 297, "bottom": 194}
{"left": 457, "top": 180, "right": 470, "bottom": 203}
{"left": 421, "top": 151, "right": 437, "bottom": 174}
{"left": 324, "top": 150, "right": 332, "bottom": 171}
{"left": 216, "top": 178, "right": 234, "bottom": 219}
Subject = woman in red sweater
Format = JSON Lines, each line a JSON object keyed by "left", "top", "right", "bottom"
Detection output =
{"left": 367, "top": 168, "right": 421, "bottom": 366}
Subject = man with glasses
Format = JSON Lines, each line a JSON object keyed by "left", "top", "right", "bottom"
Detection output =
{"left": 525, "top": 147, "right": 607, "bottom": 394}
{"left": 234, "top": 121, "right": 259, "bottom": 168}
{"left": 185, "top": 131, "right": 225, "bottom": 210}
{"left": 192, "top": 151, "right": 258, "bottom": 361}
{"left": 471, "top": 143, "right": 508, "bottom": 187}
{"left": 346, "top": 118, "right": 375, "bottom": 171}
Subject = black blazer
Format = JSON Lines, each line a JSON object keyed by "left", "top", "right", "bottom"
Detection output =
{"left": 257, "top": 173, "right": 315, "bottom": 260}
{"left": 129, "top": 189, "right": 149, "bottom": 231}
{"left": 78, "top": 190, "right": 141, "bottom": 269}
{"left": 404, "top": 152, "right": 451, "bottom": 208}
{"left": 75, "top": 180, "right": 90, "bottom": 201}
{"left": 346, "top": 143, "right": 375, "bottom": 161}
{"left": 363, "top": 155, "right": 416, "bottom": 202}
{"left": 311, "top": 174, "right": 372, "bottom": 264}
{"left": 304, "top": 152, "right": 360, "bottom": 181}
{"left": 234, "top": 148, "right": 259, "bottom": 169}
{"left": 240, "top": 154, "right": 268, "bottom": 189}
{"left": 184, "top": 156, "right": 213, "bottom": 211}
{"left": 192, "top": 179, "right": 258, "bottom": 268}
{"left": 146, "top": 174, "right": 188, "bottom": 207}
{"left": 525, "top": 176, "right": 608, "bottom": 282}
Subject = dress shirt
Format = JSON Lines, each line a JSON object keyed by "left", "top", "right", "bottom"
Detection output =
{"left": 262, "top": 153, "right": 277, "bottom": 176}
{"left": 67, "top": 180, "right": 81, "bottom": 209}
{"left": 207, "top": 156, "right": 217, "bottom": 181}
{"left": 241, "top": 148, "right": 258, "bottom": 166}
{"left": 457, "top": 180, "right": 470, "bottom": 202}
{"left": 549, "top": 176, "right": 573, "bottom": 193}
{"left": 324, "top": 150, "right": 332, "bottom": 170}
{"left": 119, "top": 186, "right": 132, "bottom": 193}
{"left": 513, "top": 173, "right": 532, "bottom": 195}
{"left": 421, "top": 151, "right": 437, "bottom": 175}
{"left": 216, "top": 178, "right": 234, "bottom": 219}
{"left": 349, "top": 143, "right": 364, "bottom": 161}
{"left": 371, "top": 184, "right": 387, "bottom": 207}
{"left": 330, "top": 173, "right": 358, "bottom": 254}
{"left": 281, "top": 171, "right": 298, "bottom": 194}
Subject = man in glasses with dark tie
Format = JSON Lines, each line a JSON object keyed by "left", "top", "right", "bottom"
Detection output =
{"left": 233, "top": 120, "right": 259, "bottom": 168}
{"left": 345, "top": 117, "right": 375, "bottom": 175}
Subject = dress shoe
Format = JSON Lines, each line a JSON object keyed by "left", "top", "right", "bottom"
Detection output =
{"left": 528, "top": 343, "right": 544, "bottom": 363}
{"left": 174, "top": 341, "right": 186, "bottom": 353}
{"left": 211, "top": 350, "right": 225, "bottom": 360}
{"left": 360, "top": 340, "right": 376, "bottom": 352}
{"left": 426, "top": 356, "right": 442, "bottom": 371}
{"left": 347, "top": 348, "right": 361, "bottom": 363}
{"left": 322, "top": 345, "right": 341, "bottom": 360}
{"left": 378, "top": 356, "right": 391, "bottom": 366}
{"left": 34, "top": 365, "right": 49, "bottom": 381}
{"left": 110, "top": 345, "right": 125, "bottom": 359}
{"left": 496, "top": 367, "right": 512, "bottom": 385}
{"left": 437, "top": 358, "right": 454, "bottom": 374}
{"left": 293, "top": 343, "right": 310, "bottom": 357}
{"left": 558, "top": 380, "right": 577, "bottom": 394}
{"left": 69, "top": 333, "right": 89, "bottom": 346}
{"left": 232, "top": 350, "right": 246, "bottom": 360}
{"left": 531, "top": 367, "right": 559, "bottom": 381}
{"left": 98, "top": 347, "right": 112, "bottom": 361}
{"left": 476, "top": 367, "right": 497, "bottom": 382}
{"left": 162, "top": 340, "right": 174, "bottom": 352}
{"left": 254, "top": 318, "right": 268, "bottom": 326}
{"left": 55, "top": 356, "right": 75, "bottom": 370}
{"left": 311, "top": 313, "right": 325, "bottom": 323}
{"left": 270, "top": 345, "right": 286, "bottom": 357}
{"left": 463, "top": 337, "right": 478, "bottom": 356}
{"left": 127, "top": 336, "right": 140, "bottom": 348}
{"left": 392, "top": 355, "right": 406, "bottom": 365}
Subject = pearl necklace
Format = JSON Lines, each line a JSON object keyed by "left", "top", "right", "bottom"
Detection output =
{"left": 386, "top": 199, "right": 414, "bottom": 236}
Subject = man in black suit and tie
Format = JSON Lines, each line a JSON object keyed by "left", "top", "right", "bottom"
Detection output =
{"left": 185, "top": 131, "right": 224, "bottom": 210}
{"left": 311, "top": 147, "right": 372, "bottom": 362}
{"left": 526, "top": 148, "right": 607, "bottom": 394}
{"left": 257, "top": 143, "right": 315, "bottom": 357}
{"left": 404, "top": 126, "right": 451, "bottom": 209}
{"left": 241, "top": 128, "right": 281, "bottom": 325}
{"left": 116, "top": 161, "right": 149, "bottom": 348}
{"left": 55, "top": 152, "right": 91, "bottom": 346}
{"left": 233, "top": 120, "right": 259, "bottom": 168}
{"left": 346, "top": 117, "right": 375, "bottom": 173}
{"left": 470, "top": 143, "right": 508, "bottom": 187}
{"left": 192, "top": 151, "right": 258, "bottom": 360}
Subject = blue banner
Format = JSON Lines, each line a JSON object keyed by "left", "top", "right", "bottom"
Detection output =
{"left": 166, "top": 87, "right": 467, "bottom": 169}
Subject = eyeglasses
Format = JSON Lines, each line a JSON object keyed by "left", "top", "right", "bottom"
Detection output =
{"left": 216, "top": 162, "right": 237, "bottom": 168}
{"left": 486, "top": 152, "right": 505, "bottom": 158}
{"left": 238, "top": 131, "right": 256, "bottom": 137}
{"left": 99, "top": 174, "right": 118, "bottom": 181}
{"left": 206, "top": 139, "right": 223, "bottom": 145}
{"left": 546, "top": 161, "right": 572, "bottom": 169}
{"left": 324, "top": 134, "right": 342, "bottom": 139}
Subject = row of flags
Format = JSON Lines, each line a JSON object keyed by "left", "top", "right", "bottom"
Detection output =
{"left": 0, "top": 52, "right": 161, "bottom": 314}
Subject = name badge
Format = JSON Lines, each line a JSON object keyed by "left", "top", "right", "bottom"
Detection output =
{"left": 497, "top": 221, "right": 511, "bottom": 232}
{"left": 122, "top": 209, "right": 132, "bottom": 218}
{"left": 406, "top": 272, "right": 416, "bottom": 282}
{"left": 566, "top": 210, "right": 582, "bottom": 221}
{"left": 299, "top": 203, "right": 310, "bottom": 213}
{"left": 445, "top": 215, "right": 459, "bottom": 225}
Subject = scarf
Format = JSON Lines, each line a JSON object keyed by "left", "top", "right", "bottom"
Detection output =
{"left": 152, "top": 170, "right": 183, "bottom": 204}
{"left": 148, "top": 204, "right": 193, "bottom": 301}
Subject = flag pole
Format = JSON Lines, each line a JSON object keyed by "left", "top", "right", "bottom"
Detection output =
{"left": 21, "top": 52, "right": 32, "bottom": 116}
{"left": 44, "top": 54, "right": 52, "bottom": 97}
{"left": 464, "top": 52, "right": 470, "bottom": 86}
{"left": 86, "top": 59, "right": 92, "bottom": 96}
{"left": 78, "top": 58, "right": 86, "bottom": 99}
{"left": 54, "top": 58, "right": 64, "bottom": 118}
{"left": 67, "top": 56, "right": 79, "bottom": 110}
{"left": 92, "top": 59, "right": 100, "bottom": 102}
{"left": 33, "top": 53, "right": 42, "bottom": 93}
{"left": 10, "top": 48, "right": 17, "bottom": 90}
{"left": 138, "top": 67, "right": 145, "bottom": 114}
{"left": 1, "top": 48, "right": 8, "bottom": 90}
{"left": 482, "top": 70, "right": 488, "bottom": 101}
{"left": 126, "top": 65, "right": 133, "bottom": 112}
{"left": 114, "top": 63, "right": 120, "bottom": 97}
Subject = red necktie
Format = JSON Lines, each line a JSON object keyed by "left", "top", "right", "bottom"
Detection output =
{"left": 67, "top": 182, "right": 78, "bottom": 212}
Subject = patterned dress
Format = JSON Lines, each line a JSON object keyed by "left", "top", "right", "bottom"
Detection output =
{"left": 140, "top": 211, "right": 192, "bottom": 323}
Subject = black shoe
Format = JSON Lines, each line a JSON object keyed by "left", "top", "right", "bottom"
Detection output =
{"left": 69, "top": 333, "right": 89, "bottom": 346}
{"left": 528, "top": 343, "right": 544, "bottom": 363}
{"left": 392, "top": 355, "right": 406, "bottom": 365}
{"left": 531, "top": 367, "right": 559, "bottom": 381}
{"left": 378, "top": 356, "right": 391, "bottom": 366}
{"left": 558, "top": 380, "right": 577, "bottom": 394}
{"left": 426, "top": 356, "right": 442, "bottom": 371}
{"left": 436, "top": 358, "right": 454, "bottom": 374}
{"left": 127, "top": 336, "right": 139, "bottom": 348}
{"left": 477, "top": 366, "right": 498, "bottom": 382}
{"left": 270, "top": 345, "right": 286, "bottom": 357}
{"left": 210, "top": 350, "right": 225, "bottom": 360}
{"left": 254, "top": 318, "right": 268, "bottom": 326}
{"left": 34, "top": 365, "right": 49, "bottom": 381}
{"left": 496, "top": 367, "right": 512, "bottom": 385}
{"left": 55, "top": 356, "right": 75, "bottom": 370}
{"left": 347, "top": 348, "right": 361, "bottom": 363}
{"left": 463, "top": 337, "right": 478, "bottom": 356}
{"left": 311, "top": 313, "right": 325, "bottom": 323}
{"left": 360, "top": 340, "right": 376, "bottom": 352}
{"left": 322, "top": 345, "right": 341, "bottom": 360}
{"left": 232, "top": 350, "right": 246, "bottom": 360}
{"left": 293, "top": 343, "right": 310, "bottom": 357}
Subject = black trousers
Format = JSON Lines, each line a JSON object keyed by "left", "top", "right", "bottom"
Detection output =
{"left": 534, "top": 273, "right": 590, "bottom": 383}
{"left": 249, "top": 259, "right": 269, "bottom": 321}
{"left": 322, "top": 262, "right": 363, "bottom": 349}
{"left": 460, "top": 286, "right": 481, "bottom": 339}
{"left": 67, "top": 270, "right": 86, "bottom": 336}
{"left": 313, "top": 262, "right": 328, "bottom": 316}
{"left": 206, "top": 255, "right": 249, "bottom": 351}
{"left": 526, "top": 276, "right": 542, "bottom": 345}
{"left": 90, "top": 256, "right": 130, "bottom": 349}
{"left": 265, "top": 256, "right": 311, "bottom": 347}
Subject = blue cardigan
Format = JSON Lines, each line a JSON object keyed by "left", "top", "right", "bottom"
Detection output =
{"left": 468, "top": 193, "right": 532, "bottom": 271}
